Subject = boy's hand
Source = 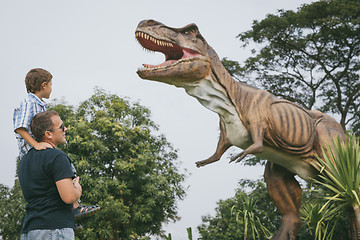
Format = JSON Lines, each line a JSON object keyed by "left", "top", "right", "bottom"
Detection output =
{"left": 34, "top": 142, "right": 53, "bottom": 150}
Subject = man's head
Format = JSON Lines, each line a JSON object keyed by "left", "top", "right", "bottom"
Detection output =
{"left": 30, "top": 111, "right": 67, "bottom": 147}
{"left": 25, "top": 68, "right": 53, "bottom": 98}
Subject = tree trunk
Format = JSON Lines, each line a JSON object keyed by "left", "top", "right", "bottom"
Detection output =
{"left": 349, "top": 206, "right": 360, "bottom": 240}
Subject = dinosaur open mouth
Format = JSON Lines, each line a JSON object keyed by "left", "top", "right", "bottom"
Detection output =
{"left": 135, "top": 31, "right": 201, "bottom": 69}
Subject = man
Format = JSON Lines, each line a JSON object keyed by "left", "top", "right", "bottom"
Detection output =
{"left": 19, "top": 111, "right": 81, "bottom": 240}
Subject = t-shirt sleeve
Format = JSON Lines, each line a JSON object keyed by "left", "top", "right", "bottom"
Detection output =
{"left": 52, "top": 153, "right": 75, "bottom": 182}
{"left": 13, "top": 101, "right": 34, "bottom": 131}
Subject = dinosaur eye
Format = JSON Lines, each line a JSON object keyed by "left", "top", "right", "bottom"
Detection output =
{"left": 184, "top": 29, "right": 196, "bottom": 36}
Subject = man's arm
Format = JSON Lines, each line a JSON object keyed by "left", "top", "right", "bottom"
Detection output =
{"left": 15, "top": 127, "right": 52, "bottom": 150}
{"left": 56, "top": 176, "right": 82, "bottom": 204}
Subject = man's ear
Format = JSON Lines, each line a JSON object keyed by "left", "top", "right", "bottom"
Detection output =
{"left": 44, "top": 130, "right": 52, "bottom": 140}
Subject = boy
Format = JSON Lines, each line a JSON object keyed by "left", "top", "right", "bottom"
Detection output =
{"left": 13, "top": 68, "right": 53, "bottom": 158}
{"left": 13, "top": 68, "right": 99, "bottom": 222}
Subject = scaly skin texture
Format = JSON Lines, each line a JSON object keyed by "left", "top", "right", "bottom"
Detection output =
{"left": 135, "top": 20, "right": 346, "bottom": 240}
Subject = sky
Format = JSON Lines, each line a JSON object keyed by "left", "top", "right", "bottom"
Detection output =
{"left": 0, "top": 0, "right": 314, "bottom": 239}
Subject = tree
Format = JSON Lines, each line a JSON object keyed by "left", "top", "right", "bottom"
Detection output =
{"left": 226, "top": 0, "right": 360, "bottom": 136}
{"left": 198, "top": 179, "right": 350, "bottom": 239}
{"left": 49, "top": 88, "right": 187, "bottom": 240}
{"left": 0, "top": 179, "right": 26, "bottom": 240}
{"left": 0, "top": 88, "right": 187, "bottom": 240}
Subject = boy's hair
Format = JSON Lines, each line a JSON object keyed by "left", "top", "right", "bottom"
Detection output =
{"left": 25, "top": 68, "right": 53, "bottom": 93}
{"left": 30, "top": 111, "right": 59, "bottom": 142}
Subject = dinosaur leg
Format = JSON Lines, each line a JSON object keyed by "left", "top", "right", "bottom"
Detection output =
{"left": 264, "top": 161, "right": 302, "bottom": 240}
{"left": 196, "top": 120, "right": 230, "bottom": 167}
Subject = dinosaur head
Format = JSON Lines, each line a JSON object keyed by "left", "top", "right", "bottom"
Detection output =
{"left": 135, "top": 20, "right": 211, "bottom": 87}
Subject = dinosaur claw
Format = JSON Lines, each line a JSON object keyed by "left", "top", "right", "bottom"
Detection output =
{"left": 195, "top": 160, "right": 206, "bottom": 168}
{"left": 230, "top": 151, "right": 247, "bottom": 164}
{"left": 229, "top": 158, "right": 236, "bottom": 164}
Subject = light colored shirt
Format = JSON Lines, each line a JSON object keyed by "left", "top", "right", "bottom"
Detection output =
{"left": 13, "top": 93, "right": 47, "bottom": 159}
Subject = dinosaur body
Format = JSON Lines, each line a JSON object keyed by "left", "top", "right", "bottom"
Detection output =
{"left": 135, "top": 20, "right": 345, "bottom": 239}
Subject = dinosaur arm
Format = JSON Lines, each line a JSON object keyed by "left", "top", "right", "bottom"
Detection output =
{"left": 229, "top": 123, "right": 264, "bottom": 163}
{"left": 196, "top": 120, "right": 231, "bottom": 167}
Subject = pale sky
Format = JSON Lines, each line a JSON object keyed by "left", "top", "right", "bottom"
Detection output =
{"left": 0, "top": 1, "right": 313, "bottom": 239}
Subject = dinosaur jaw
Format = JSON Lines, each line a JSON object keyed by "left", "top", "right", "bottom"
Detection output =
{"left": 135, "top": 31, "right": 210, "bottom": 85}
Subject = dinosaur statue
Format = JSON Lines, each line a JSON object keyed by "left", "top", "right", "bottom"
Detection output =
{"left": 135, "top": 19, "right": 346, "bottom": 240}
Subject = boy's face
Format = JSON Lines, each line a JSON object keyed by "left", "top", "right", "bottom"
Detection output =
{"left": 42, "top": 80, "right": 52, "bottom": 99}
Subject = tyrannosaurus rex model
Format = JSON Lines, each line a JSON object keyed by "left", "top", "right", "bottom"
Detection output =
{"left": 135, "top": 19, "right": 345, "bottom": 240}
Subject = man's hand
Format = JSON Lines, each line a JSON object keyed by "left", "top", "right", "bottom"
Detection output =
{"left": 73, "top": 176, "right": 82, "bottom": 194}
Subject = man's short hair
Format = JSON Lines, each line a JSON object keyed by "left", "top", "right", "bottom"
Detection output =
{"left": 30, "top": 111, "right": 59, "bottom": 142}
{"left": 25, "top": 68, "right": 53, "bottom": 93}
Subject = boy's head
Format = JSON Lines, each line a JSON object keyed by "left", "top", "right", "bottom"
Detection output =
{"left": 25, "top": 68, "right": 53, "bottom": 94}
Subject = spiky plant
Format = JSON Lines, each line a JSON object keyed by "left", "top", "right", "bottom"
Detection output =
{"left": 315, "top": 135, "right": 360, "bottom": 239}
{"left": 300, "top": 201, "right": 341, "bottom": 240}
{"left": 231, "top": 195, "right": 272, "bottom": 240}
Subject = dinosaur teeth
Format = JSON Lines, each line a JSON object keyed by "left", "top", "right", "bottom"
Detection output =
{"left": 135, "top": 31, "right": 173, "bottom": 48}
{"left": 138, "top": 57, "right": 203, "bottom": 72}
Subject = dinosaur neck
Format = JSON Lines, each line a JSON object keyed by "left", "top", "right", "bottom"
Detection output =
{"left": 206, "top": 45, "right": 256, "bottom": 114}
{"left": 182, "top": 45, "right": 256, "bottom": 118}
{"left": 182, "top": 49, "right": 252, "bottom": 147}
{"left": 184, "top": 74, "right": 236, "bottom": 117}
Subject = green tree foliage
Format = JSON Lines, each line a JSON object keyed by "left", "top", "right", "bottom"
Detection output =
{"left": 224, "top": 0, "right": 360, "bottom": 136}
{"left": 50, "top": 88, "right": 187, "bottom": 239}
{"left": 198, "top": 179, "right": 349, "bottom": 240}
{"left": 0, "top": 88, "right": 186, "bottom": 240}
{"left": 198, "top": 180, "right": 279, "bottom": 240}
{"left": 0, "top": 179, "right": 26, "bottom": 240}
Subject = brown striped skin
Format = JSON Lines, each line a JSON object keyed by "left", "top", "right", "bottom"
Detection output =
{"left": 267, "top": 101, "right": 316, "bottom": 154}
{"left": 135, "top": 20, "right": 346, "bottom": 240}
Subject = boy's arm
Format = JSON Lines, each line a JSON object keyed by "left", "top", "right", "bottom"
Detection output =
{"left": 15, "top": 127, "right": 53, "bottom": 150}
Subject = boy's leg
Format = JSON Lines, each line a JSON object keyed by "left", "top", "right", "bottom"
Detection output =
{"left": 74, "top": 204, "right": 100, "bottom": 219}
{"left": 71, "top": 164, "right": 100, "bottom": 219}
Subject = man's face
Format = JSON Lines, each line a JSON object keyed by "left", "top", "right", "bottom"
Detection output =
{"left": 49, "top": 115, "right": 67, "bottom": 146}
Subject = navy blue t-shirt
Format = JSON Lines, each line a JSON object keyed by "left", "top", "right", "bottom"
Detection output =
{"left": 18, "top": 148, "right": 75, "bottom": 233}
